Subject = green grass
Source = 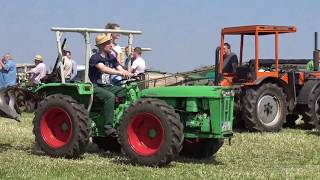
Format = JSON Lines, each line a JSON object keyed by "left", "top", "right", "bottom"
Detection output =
{"left": 0, "top": 113, "right": 320, "bottom": 179}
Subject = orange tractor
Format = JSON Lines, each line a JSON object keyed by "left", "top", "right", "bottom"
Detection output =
{"left": 214, "top": 25, "right": 320, "bottom": 131}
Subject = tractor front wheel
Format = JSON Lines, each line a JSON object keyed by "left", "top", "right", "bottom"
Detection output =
{"left": 180, "top": 138, "right": 224, "bottom": 159}
{"left": 33, "top": 94, "right": 90, "bottom": 158}
{"left": 118, "top": 98, "right": 184, "bottom": 166}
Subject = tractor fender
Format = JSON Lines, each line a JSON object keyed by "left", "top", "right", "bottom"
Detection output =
{"left": 253, "top": 77, "right": 290, "bottom": 94}
{"left": 296, "top": 80, "right": 320, "bottom": 105}
{"left": 253, "top": 76, "right": 295, "bottom": 111}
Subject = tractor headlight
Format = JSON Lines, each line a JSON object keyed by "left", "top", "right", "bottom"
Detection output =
{"left": 221, "top": 90, "right": 234, "bottom": 97}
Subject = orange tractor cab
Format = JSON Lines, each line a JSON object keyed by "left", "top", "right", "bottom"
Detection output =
{"left": 214, "top": 25, "right": 320, "bottom": 131}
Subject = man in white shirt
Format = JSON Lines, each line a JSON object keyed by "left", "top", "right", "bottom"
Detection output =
{"left": 105, "top": 23, "right": 123, "bottom": 64}
{"left": 62, "top": 51, "right": 73, "bottom": 80}
{"left": 27, "top": 55, "right": 47, "bottom": 84}
{"left": 130, "top": 47, "right": 146, "bottom": 76}
{"left": 63, "top": 50, "right": 77, "bottom": 82}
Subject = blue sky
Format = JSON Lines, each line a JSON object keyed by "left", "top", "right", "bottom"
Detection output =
{"left": 0, "top": 0, "right": 319, "bottom": 72}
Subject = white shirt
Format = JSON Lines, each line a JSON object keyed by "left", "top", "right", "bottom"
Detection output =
{"left": 62, "top": 56, "right": 73, "bottom": 79}
{"left": 113, "top": 45, "right": 122, "bottom": 54}
{"left": 131, "top": 57, "right": 146, "bottom": 75}
{"left": 110, "top": 44, "right": 122, "bottom": 57}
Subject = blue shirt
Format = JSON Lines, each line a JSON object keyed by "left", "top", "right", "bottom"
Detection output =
{"left": 0, "top": 60, "right": 16, "bottom": 88}
{"left": 89, "top": 53, "right": 119, "bottom": 84}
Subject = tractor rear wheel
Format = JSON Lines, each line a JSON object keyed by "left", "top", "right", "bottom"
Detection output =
{"left": 303, "top": 86, "right": 320, "bottom": 129}
{"left": 118, "top": 98, "right": 184, "bottom": 166}
{"left": 242, "top": 83, "right": 287, "bottom": 132}
{"left": 180, "top": 138, "right": 224, "bottom": 159}
{"left": 33, "top": 94, "right": 90, "bottom": 158}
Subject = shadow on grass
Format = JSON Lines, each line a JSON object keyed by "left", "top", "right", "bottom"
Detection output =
{"left": 0, "top": 143, "right": 31, "bottom": 153}
{"left": 86, "top": 141, "right": 222, "bottom": 167}
{"left": 305, "top": 130, "right": 320, "bottom": 136}
{"left": 175, "top": 156, "right": 222, "bottom": 165}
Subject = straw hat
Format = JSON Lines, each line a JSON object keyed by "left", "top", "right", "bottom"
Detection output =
{"left": 34, "top": 54, "right": 43, "bottom": 62}
{"left": 95, "top": 33, "right": 112, "bottom": 46}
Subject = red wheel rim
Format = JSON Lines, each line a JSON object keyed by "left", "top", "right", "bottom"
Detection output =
{"left": 127, "top": 112, "right": 164, "bottom": 156}
{"left": 40, "top": 107, "right": 72, "bottom": 149}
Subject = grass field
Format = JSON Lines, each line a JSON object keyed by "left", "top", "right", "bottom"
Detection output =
{"left": 0, "top": 113, "right": 320, "bottom": 179}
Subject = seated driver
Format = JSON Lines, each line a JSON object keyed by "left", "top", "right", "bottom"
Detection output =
{"left": 222, "top": 43, "right": 238, "bottom": 73}
{"left": 89, "top": 33, "right": 132, "bottom": 136}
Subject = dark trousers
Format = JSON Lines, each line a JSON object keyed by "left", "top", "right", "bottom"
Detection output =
{"left": 93, "top": 84, "right": 126, "bottom": 128}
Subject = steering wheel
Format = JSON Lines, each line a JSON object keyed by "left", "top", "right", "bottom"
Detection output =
{"left": 116, "top": 75, "right": 142, "bottom": 86}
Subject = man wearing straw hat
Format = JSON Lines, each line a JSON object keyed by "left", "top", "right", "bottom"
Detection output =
{"left": 89, "top": 33, "right": 131, "bottom": 136}
{"left": 27, "top": 54, "right": 47, "bottom": 84}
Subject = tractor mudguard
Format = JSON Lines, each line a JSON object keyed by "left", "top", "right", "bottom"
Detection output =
{"left": 35, "top": 83, "right": 93, "bottom": 109}
{"left": 35, "top": 83, "right": 93, "bottom": 95}
{"left": 296, "top": 80, "right": 320, "bottom": 105}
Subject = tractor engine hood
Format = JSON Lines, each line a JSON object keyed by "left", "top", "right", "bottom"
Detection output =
{"left": 141, "top": 86, "right": 233, "bottom": 98}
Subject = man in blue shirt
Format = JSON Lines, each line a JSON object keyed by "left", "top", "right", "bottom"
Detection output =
{"left": 0, "top": 53, "right": 20, "bottom": 121}
{"left": 0, "top": 53, "right": 16, "bottom": 88}
{"left": 89, "top": 33, "right": 131, "bottom": 136}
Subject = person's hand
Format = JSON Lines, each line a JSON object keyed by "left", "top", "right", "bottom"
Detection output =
{"left": 120, "top": 70, "right": 133, "bottom": 79}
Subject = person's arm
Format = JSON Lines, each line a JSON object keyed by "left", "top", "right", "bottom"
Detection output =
{"left": 116, "top": 65, "right": 132, "bottom": 78}
{"left": 2, "top": 61, "right": 14, "bottom": 71}
{"left": 95, "top": 63, "right": 122, "bottom": 75}
{"left": 27, "top": 65, "right": 40, "bottom": 74}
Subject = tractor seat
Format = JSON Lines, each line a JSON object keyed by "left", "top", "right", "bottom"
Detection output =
{"left": 236, "top": 65, "right": 251, "bottom": 82}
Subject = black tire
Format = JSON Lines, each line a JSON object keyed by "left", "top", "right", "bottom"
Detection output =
{"left": 180, "top": 138, "right": 224, "bottom": 159}
{"left": 118, "top": 98, "right": 184, "bottom": 166}
{"left": 242, "top": 83, "right": 287, "bottom": 132}
{"left": 303, "top": 86, "right": 320, "bottom": 129}
{"left": 92, "top": 136, "right": 121, "bottom": 152}
{"left": 33, "top": 94, "right": 90, "bottom": 158}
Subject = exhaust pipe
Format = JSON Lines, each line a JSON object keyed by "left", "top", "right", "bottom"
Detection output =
{"left": 214, "top": 47, "right": 221, "bottom": 86}
{"left": 314, "top": 32, "right": 320, "bottom": 71}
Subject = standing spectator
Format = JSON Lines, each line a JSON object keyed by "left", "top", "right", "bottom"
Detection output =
{"left": 27, "top": 55, "right": 47, "bottom": 84}
{"left": 130, "top": 47, "right": 146, "bottom": 76}
{"left": 105, "top": 22, "right": 123, "bottom": 64}
{"left": 0, "top": 53, "right": 20, "bottom": 120}
{"left": 0, "top": 53, "right": 16, "bottom": 88}
{"left": 61, "top": 50, "right": 73, "bottom": 81}
{"left": 306, "top": 53, "right": 320, "bottom": 71}
{"left": 67, "top": 51, "right": 78, "bottom": 81}
{"left": 124, "top": 46, "right": 133, "bottom": 70}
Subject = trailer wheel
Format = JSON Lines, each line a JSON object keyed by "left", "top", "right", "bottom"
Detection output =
{"left": 242, "top": 83, "right": 287, "bottom": 132}
{"left": 180, "top": 138, "right": 224, "bottom": 159}
{"left": 118, "top": 98, "right": 183, "bottom": 166}
{"left": 33, "top": 94, "right": 90, "bottom": 158}
{"left": 303, "top": 86, "right": 320, "bottom": 129}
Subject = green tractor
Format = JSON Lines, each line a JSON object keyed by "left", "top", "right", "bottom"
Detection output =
{"left": 29, "top": 27, "right": 234, "bottom": 166}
